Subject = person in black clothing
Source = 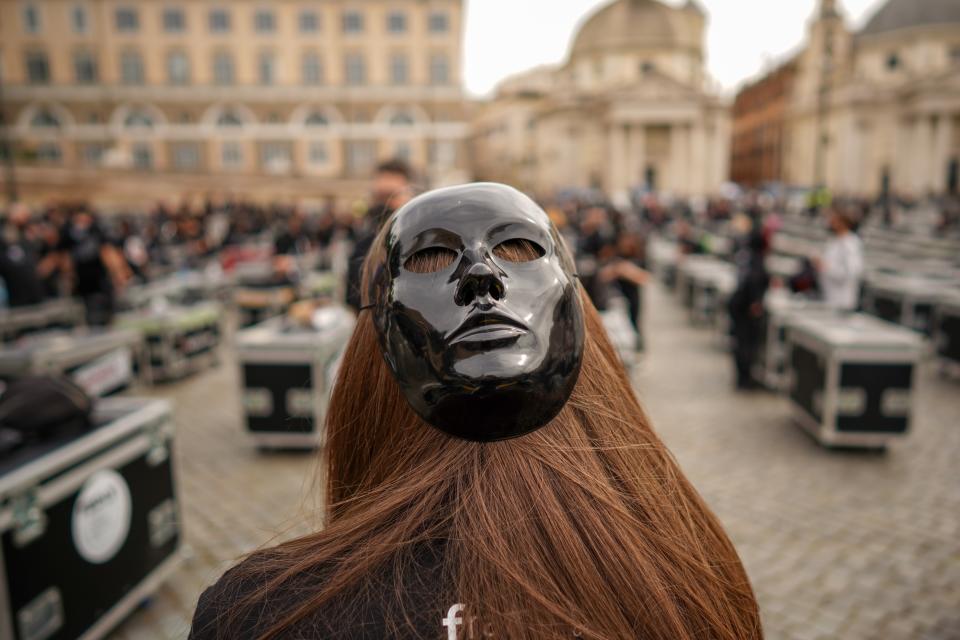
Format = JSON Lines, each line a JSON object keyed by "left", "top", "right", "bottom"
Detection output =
{"left": 344, "top": 159, "right": 413, "bottom": 311}
{"left": 273, "top": 210, "right": 311, "bottom": 257}
{"left": 57, "top": 208, "right": 130, "bottom": 326}
{"left": 0, "top": 204, "right": 46, "bottom": 307}
{"left": 728, "top": 230, "right": 770, "bottom": 390}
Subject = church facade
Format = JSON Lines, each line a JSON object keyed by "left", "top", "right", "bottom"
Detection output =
{"left": 472, "top": 0, "right": 729, "bottom": 199}
{"left": 732, "top": 0, "right": 960, "bottom": 198}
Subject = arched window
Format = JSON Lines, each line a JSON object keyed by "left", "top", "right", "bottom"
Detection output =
{"left": 304, "top": 111, "right": 329, "bottom": 127}
{"left": 124, "top": 109, "right": 154, "bottom": 128}
{"left": 30, "top": 108, "right": 61, "bottom": 128}
{"left": 216, "top": 110, "right": 244, "bottom": 127}
{"left": 389, "top": 111, "right": 415, "bottom": 126}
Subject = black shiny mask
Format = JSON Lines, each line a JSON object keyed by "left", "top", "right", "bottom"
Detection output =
{"left": 366, "top": 183, "right": 585, "bottom": 441}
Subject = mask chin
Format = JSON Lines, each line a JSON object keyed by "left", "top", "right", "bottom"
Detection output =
{"left": 367, "top": 183, "right": 586, "bottom": 442}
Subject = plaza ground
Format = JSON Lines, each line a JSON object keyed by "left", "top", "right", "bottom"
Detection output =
{"left": 110, "top": 282, "right": 960, "bottom": 639}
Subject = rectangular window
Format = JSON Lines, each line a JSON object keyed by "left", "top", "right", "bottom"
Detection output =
{"left": 120, "top": 51, "right": 145, "bottom": 84}
{"left": 81, "top": 143, "right": 105, "bottom": 166}
{"left": 308, "top": 141, "right": 328, "bottom": 165}
{"left": 258, "top": 52, "right": 275, "bottom": 85}
{"left": 23, "top": 4, "right": 41, "bottom": 33}
{"left": 254, "top": 10, "right": 275, "bottom": 32}
{"left": 209, "top": 8, "right": 230, "bottom": 32}
{"left": 387, "top": 11, "right": 406, "bottom": 33}
{"left": 302, "top": 52, "right": 323, "bottom": 85}
{"left": 394, "top": 141, "right": 411, "bottom": 162}
{"left": 344, "top": 53, "right": 365, "bottom": 85}
{"left": 71, "top": 5, "right": 88, "bottom": 33}
{"left": 342, "top": 10, "right": 363, "bottom": 33}
{"left": 222, "top": 141, "right": 243, "bottom": 168}
{"left": 428, "top": 11, "right": 449, "bottom": 33}
{"left": 213, "top": 52, "right": 234, "bottom": 84}
{"left": 132, "top": 143, "right": 153, "bottom": 169}
{"left": 299, "top": 10, "right": 319, "bottom": 32}
{"left": 25, "top": 51, "right": 50, "bottom": 84}
{"left": 260, "top": 142, "right": 292, "bottom": 173}
{"left": 172, "top": 142, "right": 201, "bottom": 170}
{"left": 74, "top": 51, "right": 98, "bottom": 84}
{"left": 167, "top": 51, "right": 190, "bottom": 84}
{"left": 345, "top": 140, "right": 377, "bottom": 175}
{"left": 390, "top": 53, "right": 408, "bottom": 85}
{"left": 428, "top": 140, "right": 457, "bottom": 166}
{"left": 429, "top": 53, "right": 449, "bottom": 85}
{"left": 163, "top": 8, "right": 186, "bottom": 32}
{"left": 115, "top": 7, "right": 139, "bottom": 32}
{"left": 951, "top": 46, "right": 960, "bottom": 66}
{"left": 36, "top": 143, "right": 62, "bottom": 164}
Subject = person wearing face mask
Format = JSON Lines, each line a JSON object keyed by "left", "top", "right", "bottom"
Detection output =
{"left": 344, "top": 159, "right": 414, "bottom": 312}
{"left": 189, "top": 184, "right": 761, "bottom": 640}
{"left": 815, "top": 208, "right": 863, "bottom": 311}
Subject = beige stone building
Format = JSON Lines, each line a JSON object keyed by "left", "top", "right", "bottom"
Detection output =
{"left": 0, "top": 0, "right": 469, "bottom": 205}
{"left": 784, "top": 0, "right": 960, "bottom": 197}
{"left": 472, "top": 0, "right": 730, "bottom": 199}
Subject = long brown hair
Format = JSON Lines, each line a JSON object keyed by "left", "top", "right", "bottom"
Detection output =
{"left": 220, "top": 239, "right": 762, "bottom": 639}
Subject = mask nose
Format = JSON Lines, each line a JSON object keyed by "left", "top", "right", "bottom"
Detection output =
{"left": 455, "top": 260, "right": 505, "bottom": 306}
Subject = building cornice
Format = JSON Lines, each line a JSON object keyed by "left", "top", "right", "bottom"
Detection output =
{"left": 1, "top": 84, "right": 466, "bottom": 103}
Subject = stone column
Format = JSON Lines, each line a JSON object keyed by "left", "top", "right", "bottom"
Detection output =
{"left": 633, "top": 124, "right": 647, "bottom": 190}
{"left": 918, "top": 115, "right": 935, "bottom": 195}
{"left": 690, "top": 123, "right": 706, "bottom": 196}
{"left": 931, "top": 114, "right": 948, "bottom": 194}
{"left": 608, "top": 123, "right": 625, "bottom": 194}
{"left": 668, "top": 123, "right": 685, "bottom": 195}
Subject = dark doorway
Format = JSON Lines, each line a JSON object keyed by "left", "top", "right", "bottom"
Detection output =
{"left": 645, "top": 165, "right": 657, "bottom": 191}
{"left": 948, "top": 157, "right": 959, "bottom": 195}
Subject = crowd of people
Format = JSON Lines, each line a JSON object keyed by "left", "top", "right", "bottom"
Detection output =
{"left": 3, "top": 160, "right": 950, "bottom": 393}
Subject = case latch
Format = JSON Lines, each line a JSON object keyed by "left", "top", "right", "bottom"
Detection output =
{"left": 146, "top": 419, "right": 170, "bottom": 466}
{"left": 11, "top": 490, "right": 47, "bottom": 547}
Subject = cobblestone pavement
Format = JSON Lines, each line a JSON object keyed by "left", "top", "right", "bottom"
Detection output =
{"left": 110, "top": 283, "right": 960, "bottom": 639}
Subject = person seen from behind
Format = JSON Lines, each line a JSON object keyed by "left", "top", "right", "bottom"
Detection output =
{"left": 816, "top": 208, "right": 863, "bottom": 311}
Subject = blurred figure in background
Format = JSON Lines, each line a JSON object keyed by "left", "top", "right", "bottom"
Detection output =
{"left": 57, "top": 207, "right": 131, "bottom": 326}
{"left": 728, "top": 228, "right": 769, "bottom": 390}
{"left": 344, "top": 159, "right": 413, "bottom": 311}
{"left": 817, "top": 208, "right": 863, "bottom": 311}
{"left": 0, "top": 204, "right": 46, "bottom": 307}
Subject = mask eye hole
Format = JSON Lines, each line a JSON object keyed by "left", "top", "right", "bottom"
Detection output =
{"left": 492, "top": 239, "right": 545, "bottom": 263}
{"left": 404, "top": 247, "right": 458, "bottom": 273}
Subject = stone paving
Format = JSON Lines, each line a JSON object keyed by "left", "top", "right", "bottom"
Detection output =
{"left": 109, "top": 283, "right": 960, "bottom": 639}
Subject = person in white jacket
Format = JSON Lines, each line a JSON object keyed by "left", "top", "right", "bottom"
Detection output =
{"left": 817, "top": 209, "right": 864, "bottom": 310}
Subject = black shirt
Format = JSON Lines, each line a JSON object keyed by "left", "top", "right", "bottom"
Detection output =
{"left": 345, "top": 204, "right": 392, "bottom": 311}
{"left": 58, "top": 221, "right": 112, "bottom": 295}
{"left": 0, "top": 239, "right": 45, "bottom": 307}
{"left": 189, "top": 544, "right": 449, "bottom": 640}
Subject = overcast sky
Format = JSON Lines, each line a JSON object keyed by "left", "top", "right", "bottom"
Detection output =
{"left": 463, "top": 0, "right": 889, "bottom": 97}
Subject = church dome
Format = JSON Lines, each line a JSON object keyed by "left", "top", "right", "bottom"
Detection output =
{"left": 860, "top": 0, "right": 960, "bottom": 37}
{"left": 571, "top": 0, "right": 681, "bottom": 58}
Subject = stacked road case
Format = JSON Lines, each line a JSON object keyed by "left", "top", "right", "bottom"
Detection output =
{"left": 0, "top": 300, "right": 84, "bottom": 344}
{"left": 755, "top": 292, "right": 833, "bottom": 391}
{"left": 0, "top": 398, "right": 182, "bottom": 640}
{"left": 0, "top": 329, "right": 142, "bottom": 398}
{"left": 116, "top": 302, "right": 223, "bottom": 384}
{"left": 236, "top": 306, "right": 355, "bottom": 449}
{"left": 688, "top": 261, "right": 736, "bottom": 328}
{"left": 861, "top": 273, "right": 950, "bottom": 335}
{"left": 786, "top": 313, "right": 923, "bottom": 448}
{"left": 933, "top": 290, "right": 960, "bottom": 374}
